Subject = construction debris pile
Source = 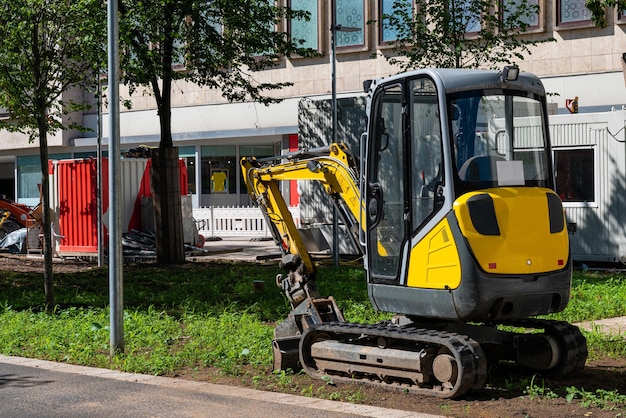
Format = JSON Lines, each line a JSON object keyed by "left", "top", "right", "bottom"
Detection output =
{"left": 122, "top": 230, "right": 208, "bottom": 258}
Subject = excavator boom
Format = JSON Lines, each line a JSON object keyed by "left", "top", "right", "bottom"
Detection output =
{"left": 242, "top": 143, "right": 363, "bottom": 307}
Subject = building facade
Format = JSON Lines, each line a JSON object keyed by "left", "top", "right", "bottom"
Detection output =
{"left": 0, "top": 0, "right": 624, "bottom": 211}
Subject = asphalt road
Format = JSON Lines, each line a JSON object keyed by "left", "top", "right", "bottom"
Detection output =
{"left": 0, "top": 356, "right": 439, "bottom": 418}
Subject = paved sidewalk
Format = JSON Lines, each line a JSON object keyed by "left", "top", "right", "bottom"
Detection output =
{"left": 576, "top": 317, "right": 626, "bottom": 337}
{"left": 0, "top": 355, "right": 441, "bottom": 418}
{"left": 188, "top": 237, "right": 281, "bottom": 263}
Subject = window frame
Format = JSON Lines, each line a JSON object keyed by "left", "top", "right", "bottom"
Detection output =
{"left": 377, "top": 0, "right": 415, "bottom": 46}
{"left": 500, "top": 0, "right": 544, "bottom": 33}
{"left": 553, "top": 146, "right": 597, "bottom": 208}
{"left": 333, "top": 0, "right": 369, "bottom": 53}
{"left": 457, "top": 0, "right": 483, "bottom": 36}
{"left": 555, "top": 0, "right": 596, "bottom": 29}
{"left": 288, "top": 0, "right": 323, "bottom": 54}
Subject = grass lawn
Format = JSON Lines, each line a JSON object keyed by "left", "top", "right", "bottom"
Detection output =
{"left": 1, "top": 260, "right": 625, "bottom": 412}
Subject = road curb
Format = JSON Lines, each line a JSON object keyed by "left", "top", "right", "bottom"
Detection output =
{"left": 0, "top": 355, "right": 443, "bottom": 418}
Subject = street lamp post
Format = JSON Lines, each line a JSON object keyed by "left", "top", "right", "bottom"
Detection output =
{"left": 330, "top": 7, "right": 361, "bottom": 267}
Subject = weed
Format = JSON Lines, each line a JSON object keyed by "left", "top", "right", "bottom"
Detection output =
{"left": 566, "top": 386, "right": 626, "bottom": 410}
{"left": 345, "top": 386, "right": 365, "bottom": 404}
{"left": 328, "top": 391, "right": 341, "bottom": 401}
{"left": 301, "top": 384, "right": 314, "bottom": 397}
{"left": 524, "top": 375, "right": 558, "bottom": 400}
{"left": 272, "top": 369, "right": 294, "bottom": 389}
{"left": 321, "top": 374, "right": 335, "bottom": 386}
{"left": 252, "top": 374, "right": 261, "bottom": 390}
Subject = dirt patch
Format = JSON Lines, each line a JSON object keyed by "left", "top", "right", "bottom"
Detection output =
{"left": 169, "top": 358, "right": 626, "bottom": 417}
{"left": 0, "top": 253, "right": 98, "bottom": 273}
{"left": 3, "top": 253, "right": 625, "bottom": 417}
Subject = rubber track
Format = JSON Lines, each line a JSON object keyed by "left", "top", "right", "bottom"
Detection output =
{"left": 299, "top": 321, "right": 488, "bottom": 398}
{"left": 499, "top": 318, "right": 588, "bottom": 376}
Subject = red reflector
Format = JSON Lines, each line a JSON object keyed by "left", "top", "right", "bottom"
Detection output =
{"left": 488, "top": 263, "right": 497, "bottom": 269}
{"left": 558, "top": 259, "right": 564, "bottom": 266}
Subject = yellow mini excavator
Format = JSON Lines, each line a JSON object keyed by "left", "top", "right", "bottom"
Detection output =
{"left": 241, "top": 67, "right": 587, "bottom": 398}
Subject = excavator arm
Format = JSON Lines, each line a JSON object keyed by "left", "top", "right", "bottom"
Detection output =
{"left": 241, "top": 143, "right": 363, "bottom": 309}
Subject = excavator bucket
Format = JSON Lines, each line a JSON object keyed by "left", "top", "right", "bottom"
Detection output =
{"left": 271, "top": 296, "right": 346, "bottom": 371}
{"left": 272, "top": 336, "right": 301, "bottom": 371}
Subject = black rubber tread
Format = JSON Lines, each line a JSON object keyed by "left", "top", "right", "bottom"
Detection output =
{"left": 299, "top": 321, "right": 487, "bottom": 398}
{"left": 499, "top": 318, "right": 588, "bottom": 377}
{"left": 0, "top": 219, "right": 21, "bottom": 240}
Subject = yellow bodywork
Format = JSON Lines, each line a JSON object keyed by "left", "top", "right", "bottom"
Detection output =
{"left": 407, "top": 218, "right": 462, "bottom": 290}
{"left": 453, "top": 187, "right": 569, "bottom": 275}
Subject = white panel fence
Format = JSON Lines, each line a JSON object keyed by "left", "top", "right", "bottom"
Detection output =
{"left": 193, "top": 206, "right": 300, "bottom": 238}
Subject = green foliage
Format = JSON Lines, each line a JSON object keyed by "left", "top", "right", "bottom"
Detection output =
{"left": 118, "top": 0, "right": 318, "bottom": 117}
{"left": 524, "top": 375, "right": 559, "bottom": 400}
{"left": 547, "top": 273, "right": 626, "bottom": 323}
{"left": 376, "top": 0, "right": 554, "bottom": 70}
{"left": 0, "top": 0, "right": 105, "bottom": 138}
{"left": 0, "top": 0, "right": 106, "bottom": 305}
{"left": 580, "top": 330, "right": 626, "bottom": 359}
{"left": 566, "top": 386, "right": 626, "bottom": 410}
{"left": 585, "top": 0, "right": 626, "bottom": 28}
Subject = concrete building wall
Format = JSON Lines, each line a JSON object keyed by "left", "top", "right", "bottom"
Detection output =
{"left": 0, "top": 0, "right": 624, "bottom": 209}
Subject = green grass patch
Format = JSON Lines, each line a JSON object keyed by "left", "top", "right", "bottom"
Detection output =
{"left": 549, "top": 272, "right": 626, "bottom": 323}
{"left": 0, "top": 262, "right": 625, "bottom": 379}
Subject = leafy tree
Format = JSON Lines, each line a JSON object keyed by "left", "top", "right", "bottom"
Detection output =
{"left": 585, "top": 0, "right": 626, "bottom": 27}
{"left": 117, "top": 0, "right": 317, "bottom": 264}
{"left": 0, "top": 0, "right": 106, "bottom": 309}
{"left": 377, "top": 0, "right": 554, "bottom": 70}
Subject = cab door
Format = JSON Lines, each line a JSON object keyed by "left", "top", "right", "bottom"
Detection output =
{"left": 366, "top": 83, "right": 406, "bottom": 282}
{"left": 366, "top": 76, "right": 446, "bottom": 285}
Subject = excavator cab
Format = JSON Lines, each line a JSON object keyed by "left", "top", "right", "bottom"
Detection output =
{"left": 364, "top": 68, "right": 571, "bottom": 323}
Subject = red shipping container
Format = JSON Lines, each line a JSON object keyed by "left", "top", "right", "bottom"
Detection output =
{"left": 56, "top": 157, "right": 188, "bottom": 254}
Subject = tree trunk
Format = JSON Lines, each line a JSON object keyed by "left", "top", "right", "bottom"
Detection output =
{"left": 151, "top": 146, "right": 185, "bottom": 264}
{"left": 38, "top": 123, "right": 54, "bottom": 311}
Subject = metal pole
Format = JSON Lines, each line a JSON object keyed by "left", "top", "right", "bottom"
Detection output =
{"left": 96, "top": 76, "right": 103, "bottom": 268}
{"left": 107, "top": 0, "right": 124, "bottom": 356}
{"left": 331, "top": 1, "right": 339, "bottom": 267}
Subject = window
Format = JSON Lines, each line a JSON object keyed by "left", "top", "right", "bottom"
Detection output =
{"left": 172, "top": 37, "right": 187, "bottom": 67}
{"left": 379, "top": 0, "right": 413, "bottom": 43}
{"left": 409, "top": 77, "right": 443, "bottom": 229}
{"left": 17, "top": 156, "right": 41, "bottom": 201}
{"left": 17, "top": 153, "right": 71, "bottom": 203}
{"left": 454, "top": 0, "right": 482, "bottom": 34}
{"left": 557, "top": 0, "right": 591, "bottom": 25}
{"left": 336, "top": 0, "right": 365, "bottom": 47}
{"left": 179, "top": 146, "right": 197, "bottom": 194}
{"left": 201, "top": 145, "right": 236, "bottom": 194}
{"left": 450, "top": 91, "right": 551, "bottom": 193}
{"left": 555, "top": 148, "right": 594, "bottom": 203}
{"left": 368, "top": 84, "right": 405, "bottom": 279}
{"left": 200, "top": 144, "right": 278, "bottom": 198}
{"left": 290, "top": 0, "right": 319, "bottom": 50}
{"left": 501, "top": 0, "right": 540, "bottom": 29}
